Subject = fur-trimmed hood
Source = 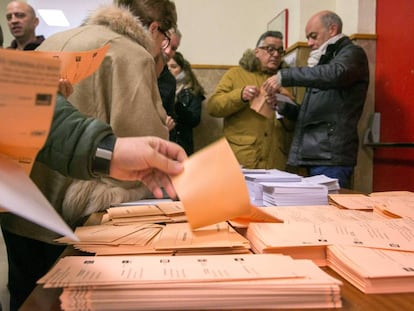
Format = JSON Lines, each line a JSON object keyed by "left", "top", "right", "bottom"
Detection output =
{"left": 238, "top": 48, "right": 289, "bottom": 73}
{"left": 83, "top": 5, "right": 153, "bottom": 53}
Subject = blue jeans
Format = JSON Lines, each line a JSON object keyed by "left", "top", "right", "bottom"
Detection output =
{"left": 308, "top": 166, "right": 354, "bottom": 189}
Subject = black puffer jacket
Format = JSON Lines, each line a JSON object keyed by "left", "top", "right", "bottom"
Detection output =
{"left": 279, "top": 36, "right": 369, "bottom": 166}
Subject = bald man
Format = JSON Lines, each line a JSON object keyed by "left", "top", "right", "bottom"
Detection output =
{"left": 263, "top": 11, "right": 369, "bottom": 188}
{"left": 6, "top": 0, "right": 45, "bottom": 50}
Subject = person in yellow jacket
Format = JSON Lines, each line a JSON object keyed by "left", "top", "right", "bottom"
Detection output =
{"left": 207, "top": 31, "right": 295, "bottom": 170}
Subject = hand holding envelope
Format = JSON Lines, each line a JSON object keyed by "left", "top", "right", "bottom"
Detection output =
{"left": 171, "top": 138, "right": 281, "bottom": 229}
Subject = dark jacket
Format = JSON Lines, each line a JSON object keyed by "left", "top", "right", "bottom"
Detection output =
{"left": 279, "top": 36, "right": 369, "bottom": 167}
{"left": 8, "top": 35, "right": 45, "bottom": 50}
{"left": 170, "top": 88, "right": 204, "bottom": 155}
{"left": 158, "top": 64, "right": 176, "bottom": 117}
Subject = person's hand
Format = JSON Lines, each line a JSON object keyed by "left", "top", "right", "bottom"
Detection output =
{"left": 263, "top": 74, "right": 281, "bottom": 94}
{"left": 109, "top": 137, "right": 187, "bottom": 199}
{"left": 241, "top": 85, "right": 258, "bottom": 102}
{"left": 165, "top": 115, "right": 176, "bottom": 131}
{"left": 278, "top": 86, "right": 296, "bottom": 101}
{"left": 58, "top": 78, "right": 74, "bottom": 98}
{"left": 264, "top": 86, "right": 295, "bottom": 110}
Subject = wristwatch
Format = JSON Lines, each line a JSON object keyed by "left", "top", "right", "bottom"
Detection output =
{"left": 92, "top": 135, "right": 117, "bottom": 176}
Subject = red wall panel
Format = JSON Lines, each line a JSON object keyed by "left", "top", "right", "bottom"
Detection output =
{"left": 374, "top": 0, "right": 414, "bottom": 191}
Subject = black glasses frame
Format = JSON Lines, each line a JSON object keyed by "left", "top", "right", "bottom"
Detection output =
{"left": 157, "top": 27, "right": 171, "bottom": 49}
{"left": 258, "top": 45, "right": 285, "bottom": 56}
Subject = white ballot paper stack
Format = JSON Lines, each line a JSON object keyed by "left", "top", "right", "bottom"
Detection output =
{"left": 261, "top": 181, "right": 329, "bottom": 206}
{"left": 244, "top": 170, "right": 302, "bottom": 205}
{"left": 38, "top": 254, "right": 342, "bottom": 310}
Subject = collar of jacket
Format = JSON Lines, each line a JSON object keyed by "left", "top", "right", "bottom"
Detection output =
{"left": 9, "top": 35, "right": 45, "bottom": 50}
{"left": 321, "top": 36, "right": 350, "bottom": 63}
{"left": 82, "top": 5, "right": 153, "bottom": 53}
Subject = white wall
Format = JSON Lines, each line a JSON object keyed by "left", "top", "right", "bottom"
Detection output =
{"left": 175, "top": 0, "right": 375, "bottom": 65}
{"left": 0, "top": 0, "right": 376, "bottom": 64}
{"left": 174, "top": 0, "right": 280, "bottom": 65}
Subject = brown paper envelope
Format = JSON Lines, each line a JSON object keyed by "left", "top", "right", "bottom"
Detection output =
{"left": 250, "top": 88, "right": 274, "bottom": 119}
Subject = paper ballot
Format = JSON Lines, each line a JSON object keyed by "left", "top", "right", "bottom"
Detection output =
{"left": 0, "top": 49, "right": 89, "bottom": 240}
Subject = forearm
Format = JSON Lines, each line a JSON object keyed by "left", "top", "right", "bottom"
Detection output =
{"left": 36, "top": 94, "right": 114, "bottom": 179}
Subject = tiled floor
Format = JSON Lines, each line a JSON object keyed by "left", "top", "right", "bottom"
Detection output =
{"left": 0, "top": 230, "right": 9, "bottom": 311}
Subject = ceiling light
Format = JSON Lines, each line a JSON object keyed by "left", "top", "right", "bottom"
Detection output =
{"left": 38, "top": 9, "right": 70, "bottom": 27}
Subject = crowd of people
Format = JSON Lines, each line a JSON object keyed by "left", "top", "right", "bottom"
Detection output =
{"left": 0, "top": 1, "right": 369, "bottom": 310}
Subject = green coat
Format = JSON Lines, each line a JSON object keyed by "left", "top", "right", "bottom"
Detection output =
{"left": 207, "top": 51, "right": 294, "bottom": 170}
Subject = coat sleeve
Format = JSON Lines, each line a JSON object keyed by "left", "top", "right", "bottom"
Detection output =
{"left": 281, "top": 44, "right": 369, "bottom": 90}
{"left": 206, "top": 68, "right": 247, "bottom": 117}
{"left": 36, "top": 94, "right": 114, "bottom": 180}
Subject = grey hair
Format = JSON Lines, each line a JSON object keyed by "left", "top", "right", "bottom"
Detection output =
{"left": 256, "top": 30, "right": 283, "bottom": 47}
{"left": 320, "top": 11, "right": 343, "bottom": 33}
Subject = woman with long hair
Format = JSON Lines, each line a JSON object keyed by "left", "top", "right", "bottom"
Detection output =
{"left": 167, "top": 51, "right": 205, "bottom": 155}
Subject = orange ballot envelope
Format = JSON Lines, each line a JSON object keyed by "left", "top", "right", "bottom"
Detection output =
{"left": 28, "top": 44, "right": 110, "bottom": 85}
{"left": 171, "top": 138, "right": 280, "bottom": 229}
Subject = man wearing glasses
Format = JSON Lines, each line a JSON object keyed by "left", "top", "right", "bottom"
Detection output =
{"left": 207, "top": 31, "right": 295, "bottom": 170}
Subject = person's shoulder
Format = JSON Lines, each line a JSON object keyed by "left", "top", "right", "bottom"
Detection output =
{"left": 224, "top": 66, "right": 246, "bottom": 76}
{"left": 228, "top": 65, "right": 243, "bottom": 72}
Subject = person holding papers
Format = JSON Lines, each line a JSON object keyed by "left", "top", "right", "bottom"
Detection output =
{"left": 1, "top": 94, "right": 186, "bottom": 311}
{"left": 263, "top": 11, "right": 369, "bottom": 188}
{"left": 207, "top": 31, "right": 296, "bottom": 170}
{"left": 34, "top": 0, "right": 177, "bottom": 222}
{"left": 38, "top": 94, "right": 186, "bottom": 198}
{"left": 2, "top": 1, "right": 178, "bottom": 309}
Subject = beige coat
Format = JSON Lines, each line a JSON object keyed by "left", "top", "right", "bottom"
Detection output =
{"left": 1, "top": 5, "right": 169, "bottom": 242}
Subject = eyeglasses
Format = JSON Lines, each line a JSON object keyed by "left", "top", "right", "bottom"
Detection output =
{"left": 157, "top": 27, "right": 171, "bottom": 49}
{"left": 258, "top": 45, "right": 285, "bottom": 56}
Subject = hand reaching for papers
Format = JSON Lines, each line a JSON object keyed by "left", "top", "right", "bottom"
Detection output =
{"left": 110, "top": 137, "right": 187, "bottom": 199}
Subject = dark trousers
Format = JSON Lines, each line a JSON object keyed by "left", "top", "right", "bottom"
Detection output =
{"left": 1, "top": 229, "right": 65, "bottom": 311}
{"left": 308, "top": 165, "right": 354, "bottom": 189}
